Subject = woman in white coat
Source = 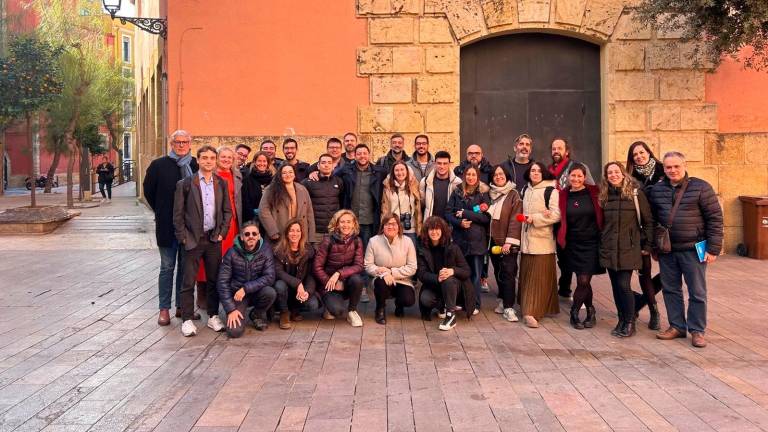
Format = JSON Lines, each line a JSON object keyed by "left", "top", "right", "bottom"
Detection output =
{"left": 519, "top": 162, "right": 562, "bottom": 328}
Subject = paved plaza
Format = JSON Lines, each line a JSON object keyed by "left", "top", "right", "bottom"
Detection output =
{"left": 0, "top": 185, "right": 767, "bottom": 431}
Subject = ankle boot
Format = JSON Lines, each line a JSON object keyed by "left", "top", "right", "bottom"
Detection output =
{"left": 570, "top": 305, "right": 584, "bottom": 330}
{"left": 618, "top": 319, "right": 636, "bottom": 337}
{"left": 279, "top": 311, "right": 292, "bottom": 330}
{"left": 583, "top": 306, "right": 596, "bottom": 328}
{"left": 611, "top": 313, "right": 623, "bottom": 337}
{"left": 648, "top": 303, "right": 661, "bottom": 330}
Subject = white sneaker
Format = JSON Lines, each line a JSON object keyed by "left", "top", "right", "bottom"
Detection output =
{"left": 494, "top": 299, "right": 504, "bottom": 314}
{"left": 473, "top": 308, "right": 480, "bottom": 316}
{"left": 481, "top": 279, "right": 490, "bottom": 293}
{"left": 439, "top": 312, "right": 457, "bottom": 331}
{"left": 347, "top": 310, "right": 363, "bottom": 327}
{"left": 207, "top": 315, "right": 224, "bottom": 332}
{"left": 503, "top": 308, "right": 519, "bottom": 322}
{"left": 181, "top": 320, "right": 197, "bottom": 337}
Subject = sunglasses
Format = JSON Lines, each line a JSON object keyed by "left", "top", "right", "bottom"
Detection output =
{"left": 242, "top": 231, "right": 259, "bottom": 237}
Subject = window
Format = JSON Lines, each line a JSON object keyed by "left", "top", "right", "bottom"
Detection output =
{"left": 123, "top": 100, "right": 133, "bottom": 128}
{"left": 123, "top": 133, "right": 132, "bottom": 160}
{"left": 122, "top": 35, "right": 131, "bottom": 63}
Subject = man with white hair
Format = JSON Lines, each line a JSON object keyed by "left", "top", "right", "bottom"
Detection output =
{"left": 143, "top": 130, "right": 199, "bottom": 326}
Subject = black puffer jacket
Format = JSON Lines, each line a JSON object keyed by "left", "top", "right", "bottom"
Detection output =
{"left": 302, "top": 175, "right": 343, "bottom": 234}
{"left": 454, "top": 158, "right": 494, "bottom": 185}
{"left": 600, "top": 187, "right": 654, "bottom": 270}
{"left": 242, "top": 169, "right": 273, "bottom": 224}
{"left": 217, "top": 238, "right": 276, "bottom": 313}
{"left": 631, "top": 160, "right": 665, "bottom": 192}
{"left": 445, "top": 184, "right": 491, "bottom": 256}
{"left": 416, "top": 242, "right": 475, "bottom": 319}
{"left": 648, "top": 175, "right": 723, "bottom": 255}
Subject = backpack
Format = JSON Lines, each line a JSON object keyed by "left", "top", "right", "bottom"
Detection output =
{"left": 521, "top": 185, "right": 554, "bottom": 210}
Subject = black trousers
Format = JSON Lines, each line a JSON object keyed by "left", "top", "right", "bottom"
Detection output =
{"left": 373, "top": 278, "right": 415, "bottom": 311}
{"left": 635, "top": 254, "right": 662, "bottom": 307}
{"left": 419, "top": 277, "right": 463, "bottom": 312}
{"left": 98, "top": 181, "right": 112, "bottom": 199}
{"left": 226, "top": 287, "right": 276, "bottom": 339}
{"left": 490, "top": 248, "right": 519, "bottom": 309}
{"left": 608, "top": 269, "right": 635, "bottom": 320}
{"left": 274, "top": 276, "right": 320, "bottom": 312}
{"left": 181, "top": 236, "right": 221, "bottom": 321}
{"left": 322, "top": 274, "right": 365, "bottom": 316}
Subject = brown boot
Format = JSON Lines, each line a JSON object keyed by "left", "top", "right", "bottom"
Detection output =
{"left": 691, "top": 332, "right": 707, "bottom": 348}
{"left": 656, "top": 327, "right": 686, "bottom": 340}
{"left": 290, "top": 310, "right": 304, "bottom": 322}
{"left": 196, "top": 282, "right": 207, "bottom": 311}
{"left": 157, "top": 309, "right": 170, "bottom": 326}
{"left": 279, "top": 311, "right": 292, "bottom": 330}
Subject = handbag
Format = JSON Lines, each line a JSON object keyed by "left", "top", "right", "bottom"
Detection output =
{"left": 653, "top": 180, "right": 688, "bottom": 253}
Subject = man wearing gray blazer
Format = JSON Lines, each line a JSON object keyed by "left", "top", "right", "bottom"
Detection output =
{"left": 173, "top": 145, "right": 233, "bottom": 336}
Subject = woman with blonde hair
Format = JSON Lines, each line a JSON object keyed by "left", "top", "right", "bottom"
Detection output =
{"left": 599, "top": 162, "right": 654, "bottom": 337}
{"left": 312, "top": 209, "right": 366, "bottom": 327}
{"left": 273, "top": 219, "right": 320, "bottom": 328}
{"left": 381, "top": 160, "right": 422, "bottom": 244}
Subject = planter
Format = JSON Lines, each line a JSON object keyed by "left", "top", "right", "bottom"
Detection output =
{"left": 0, "top": 206, "right": 79, "bottom": 235}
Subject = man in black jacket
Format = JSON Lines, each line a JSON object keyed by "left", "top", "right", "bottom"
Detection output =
{"left": 217, "top": 222, "right": 277, "bottom": 337}
{"left": 142, "top": 130, "right": 198, "bottom": 327}
{"left": 500, "top": 133, "right": 534, "bottom": 193}
{"left": 454, "top": 144, "right": 494, "bottom": 185}
{"left": 280, "top": 138, "right": 311, "bottom": 182}
{"left": 302, "top": 153, "right": 343, "bottom": 244}
{"left": 336, "top": 143, "right": 387, "bottom": 248}
{"left": 376, "top": 133, "right": 411, "bottom": 173}
{"left": 173, "top": 145, "right": 233, "bottom": 337}
{"left": 649, "top": 151, "right": 723, "bottom": 348}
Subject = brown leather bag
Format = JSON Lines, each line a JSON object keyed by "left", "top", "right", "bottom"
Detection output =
{"left": 654, "top": 180, "right": 688, "bottom": 254}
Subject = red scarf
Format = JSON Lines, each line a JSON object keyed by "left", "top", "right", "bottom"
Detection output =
{"left": 549, "top": 158, "right": 570, "bottom": 178}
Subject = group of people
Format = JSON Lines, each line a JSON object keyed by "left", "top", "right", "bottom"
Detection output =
{"left": 143, "top": 129, "right": 723, "bottom": 348}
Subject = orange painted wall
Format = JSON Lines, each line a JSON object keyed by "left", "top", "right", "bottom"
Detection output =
{"left": 706, "top": 56, "right": 768, "bottom": 133}
{"left": 166, "top": 1, "right": 368, "bottom": 137}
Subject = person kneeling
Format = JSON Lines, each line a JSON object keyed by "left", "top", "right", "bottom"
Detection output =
{"left": 217, "top": 222, "right": 277, "bottom": 337}
{"left": 274, "top": 219, "right": 321, "bottom": 328}
{"left": 416, "top": 216, "right": 475, "bottom": 330}
{"left": 365, "top": 213, "right": 418, "bottom": 325}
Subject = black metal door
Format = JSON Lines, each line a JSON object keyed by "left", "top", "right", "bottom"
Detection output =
{"left": 460, "top": 33, "right": 601, "bottom": 175}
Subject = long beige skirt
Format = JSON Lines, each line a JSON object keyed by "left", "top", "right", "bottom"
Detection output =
{"left": 519, "top": 253, "right": 559, "bottom": 319}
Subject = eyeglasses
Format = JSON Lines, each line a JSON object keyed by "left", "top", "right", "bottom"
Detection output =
{"left": 173, "top": 140, "right": 191, "bottom": 145}
{"left": 243, "top": 231, "right": 259, "bottom": 237}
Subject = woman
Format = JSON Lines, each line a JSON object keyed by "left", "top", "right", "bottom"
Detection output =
{"left": 96, "top": 155, "right": 115, "bottom": 202}
{"left": 364, "top": 213, "right": 418, "bottom": 325}
{"left": 313, "top": 209, "right": 366, "bottom": 327}
{"left": 381, "top": 161, "right": 422, "bottom": 244}
{"left": 259, "top": 164, "right": 316, "bottom": 244}
{"left": 446, "top": 166, "right": 490, "bottom": 313}
{"left": 626, "top": 140, "right": 665, "bottom": 329}
{"left": 416, "top": 216, "right": 475, "bottom": 330}
{"left": 599, "top": 162, "right": 654, "bottom": 337}
{"left": 194, "top": 146, "right": 242, "bottom": 312}
{"left": 557, "top": 163, "right": 604, "bottom": 330}
{"left": 488, "top": 165, "right": 523, "bottom": 322}
{"left": 519, "top": 162, "right": 561, "bottom": 328}
{"left": 273, "top": 219, "right": 320, "bottom": 328}
{"left": 242, "top": 151, "right": 274, "bottom": 225}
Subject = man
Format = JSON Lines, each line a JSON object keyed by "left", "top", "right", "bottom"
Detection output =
{"left": 342, "top": 132, "right": 358, "bottom": 165}
{"left": 501, "top": 133, "right": 534, "bottom": 192}
{"left": 235, "top": 144, "right": 251, "bottom": 170}
{"left": 336, "top": 143, "right": 387, "bottom": 248}
{"left": 302, "top": 153, "right": 344, "bottom": 243}
{"left": 280, "top": 138, "right": 311, "bottom": 182}
{"left": 376, "top": 133, "right": 411, "bottom": 173}
{"left": 217, "top": 221, "right": 277, "bottom": 337}
{"left": 143, "top": 130, "right": 199, "bottom": 326}
{"left": 548, "top": 137, "right": 595, "bottom": 299}
{"left": 173, "top": 145, "right": 233, "bottom": 337}
{"left": 407, "top": 134, "right": 434, "bottom": 183}
{"left": 454, "top": 144, "right": 494, "bottom": 185}
{"left": 308, "top": 137, "right": 345, "bottom": 180}
{"left": 649, "top": 151, "right": 723, "bottom": 348}
{"left": 260, "top": 139, "right": 283, "bottom": 168}
{"left": 421, "top": 150, "right": 462, "bottom": 220}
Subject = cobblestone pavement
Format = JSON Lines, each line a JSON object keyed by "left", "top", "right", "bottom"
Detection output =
{"left": 1, "top": 187, "right": 768, "bottom": 431}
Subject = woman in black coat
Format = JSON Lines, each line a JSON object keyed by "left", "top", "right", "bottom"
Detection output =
{"left": 445, "top": 166, "right": 490, "bottom": 313}
{"left": 242, "top": 151, "right": 274, "bottom": 225}
{"left": 417, "top": 216, "right": 475, "bottom": 330}
{"left": 626, "top": 141, "right": 665, "bottom": 329}
{"left": 273, "top": 219, "right": 319, "bottom": 328}
{"left": 599, "top": 162, "right": 654, "bottom": 337}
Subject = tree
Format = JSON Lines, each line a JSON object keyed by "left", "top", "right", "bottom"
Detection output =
{"left": 0, "top": 35, "right": 63, "bottom": 206}
{"left": 96, "top": 62, "right": 132, "bottom": 183}
{"left": 636, "top": 0, "right": 768, "bottom": 70}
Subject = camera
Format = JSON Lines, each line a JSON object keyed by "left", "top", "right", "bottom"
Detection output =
{"left": 400, "top": 213, "right": 412, "bottom": 231}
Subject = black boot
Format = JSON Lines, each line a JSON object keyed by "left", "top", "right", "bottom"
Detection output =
{"left": 634, "top": 291, "right": 646, "bottom": 313}
{"left": 570, "top": 305, "right": 584, "bottom": 330}
{"left": 618, "top": 319, "right": 636, "bottom": 337}
{"left": 583, "top": 306, "right": 596, "bottom": 329}
{"left": 375, "top": 308, "right": 386, "bottom": 325}
{"left": 611, "top": 313, "right": 623, "bottom": 337}
{"left": 648, "top": 303, "right": 661, "bottom": 330}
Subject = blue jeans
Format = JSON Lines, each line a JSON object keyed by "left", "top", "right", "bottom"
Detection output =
{"left": 659, "top": 249, "right": 707, "bottom": 333}
{"left": 467, "top": 254, "right": 484, "bottom": 309}
{"left": 158, "top": 240, "right": 185, "bottom": 310}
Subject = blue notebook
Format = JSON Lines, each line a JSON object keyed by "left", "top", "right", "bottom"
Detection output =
{"left": 695, "top": 240, "right": 707, "bottom": 263}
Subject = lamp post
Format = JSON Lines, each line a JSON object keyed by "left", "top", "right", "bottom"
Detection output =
{"left": 102, "top": 0, "right": 167, "bottom": 38}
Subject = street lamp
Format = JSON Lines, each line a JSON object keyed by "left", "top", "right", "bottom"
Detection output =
{"left": 102, "top": 0, "right": 168, "bottom": 38}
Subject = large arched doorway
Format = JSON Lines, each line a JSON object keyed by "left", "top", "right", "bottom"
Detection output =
{"left": 460, "top": 33, "right": 601, "bottom": 172}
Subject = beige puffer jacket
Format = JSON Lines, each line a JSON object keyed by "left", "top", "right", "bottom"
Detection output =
{"left": 520, "top": 180, "right": 561, "bottom": 255}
